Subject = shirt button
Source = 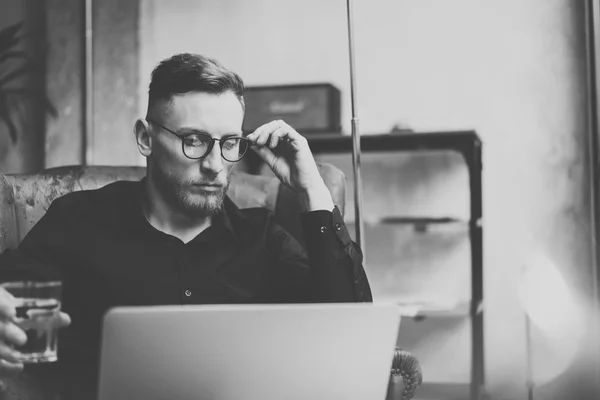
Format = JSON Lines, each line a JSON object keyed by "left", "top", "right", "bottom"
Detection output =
{"left": 335, "top": 223, "right": 342, "bottom": 231}
{"left": 184, "top": 289, "right": 192, "bottom": 297}
{"left": 320, "top": 226, "right": 327, "bottom": 233}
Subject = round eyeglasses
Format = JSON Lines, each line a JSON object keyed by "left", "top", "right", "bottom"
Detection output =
{"left": 148, "top": 119, "right": 251, "bottom": 162}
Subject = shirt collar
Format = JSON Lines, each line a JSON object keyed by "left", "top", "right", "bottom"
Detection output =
{"left": 130, "top": 179, "right": 243, "bottom": 244}
{"left": 214, "top": 196, "right": 241, "bottom": 244}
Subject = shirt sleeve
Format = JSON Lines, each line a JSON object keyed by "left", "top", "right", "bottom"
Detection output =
{"left": 266, "top": 206, "right": 373, "bottom": 303}
{"left": 0, "top": 199, "right": 67, "bottom": 282}
{"left": 0, "top": 199, "right": 71, "bottom": 395}
{"left": 300, "top": 206, "right": 373, "bottom": 302}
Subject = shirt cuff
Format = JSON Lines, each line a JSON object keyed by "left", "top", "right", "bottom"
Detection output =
{"left": 300, "top": 206, "right": 353, "bottom": 249}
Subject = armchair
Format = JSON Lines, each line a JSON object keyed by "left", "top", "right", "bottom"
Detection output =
{"left": 0, "top": 164, "right": 419, "bottom": 400}
{"left": 0, "top": 163, "right": 345, "bottom": 400}
{"left": 0, "top": 164, "right": 346, "bottom": 254}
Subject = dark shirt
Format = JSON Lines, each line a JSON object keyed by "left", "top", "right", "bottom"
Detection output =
{"left": 0, "top": 179, "right": 372, "bottom": 398}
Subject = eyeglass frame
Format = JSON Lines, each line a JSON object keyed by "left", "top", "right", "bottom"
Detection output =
{"left": 146, "top": 118, "right": 251, "bottom": 162}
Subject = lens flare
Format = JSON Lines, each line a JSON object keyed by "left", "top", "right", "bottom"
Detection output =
{"left": 519, "top": 251, "right": 587, "bottom": 384}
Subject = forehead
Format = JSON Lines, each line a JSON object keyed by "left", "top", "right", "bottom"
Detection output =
{"left": 164, "top": 91, "right": 244, "bottom": 135}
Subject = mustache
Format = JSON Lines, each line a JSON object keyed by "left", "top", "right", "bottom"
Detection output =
{"left": 186, "top": 178, "right": 228, "bottom": 187}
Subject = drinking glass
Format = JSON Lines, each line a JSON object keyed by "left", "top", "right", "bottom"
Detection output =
{"left": 1, "top": 280, "right": 62, "bottom": 363}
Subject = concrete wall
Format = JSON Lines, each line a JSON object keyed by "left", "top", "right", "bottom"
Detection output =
{"left": 44, "top": 0, "right": 140, "bottom": 169}
{"left": 89, "top": 0, "right": 140, "bottom": 166}
{"left": 139, "top": 0, "right": 597, "bottom": 398}
{"left": 44, "top": 0, "right": 85, "bottom": 168}
{"left": 1, "top": 0, "right": 595, "bottom": 397}
{"left": 0, "top": 0, "right": 141, "bottom": 172}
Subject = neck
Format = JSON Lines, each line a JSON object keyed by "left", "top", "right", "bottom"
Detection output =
{"left": 142, "top": 178, "right": 213, "bottom": 243}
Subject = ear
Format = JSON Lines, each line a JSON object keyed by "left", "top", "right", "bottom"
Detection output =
{"left": 134, "top": 119, "right": 152, "bottom": 157}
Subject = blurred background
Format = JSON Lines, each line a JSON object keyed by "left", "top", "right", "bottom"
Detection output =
{"left": 2, "top": 0, "right": 600, "bottom": 399}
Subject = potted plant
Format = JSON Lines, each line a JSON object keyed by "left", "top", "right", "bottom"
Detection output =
{"left": 0, "top": 21, "right": 56, "bottom": 144}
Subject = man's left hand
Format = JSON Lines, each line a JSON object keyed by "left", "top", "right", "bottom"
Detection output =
{"left": 246, "top": 120, "right": 334, "bottom": 212}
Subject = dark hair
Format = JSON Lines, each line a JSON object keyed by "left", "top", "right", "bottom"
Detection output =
{"left": 147, "top": 53, "right": 245, "bottom": 112}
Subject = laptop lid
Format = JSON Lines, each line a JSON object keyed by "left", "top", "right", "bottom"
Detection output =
{"left": 97, "top": 303, "right": 400, "bottom": 400}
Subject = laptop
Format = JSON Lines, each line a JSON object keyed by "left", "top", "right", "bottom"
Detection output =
{"left": 97, "top": 303, "right": 401, "bottom": 400}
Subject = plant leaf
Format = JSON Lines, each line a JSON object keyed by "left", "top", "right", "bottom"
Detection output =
{"left": 0, "top": 22, "right": 23, "bottom": 55}
{"left": 16, "top": 28, "right": 46, "bottom": 43}
{"left": 5, "top": 112, "right": 18, "bottom": 144}
{"left": 0, "top": 92, "right": 18, "bottom": 143}
{"left": 4, "top": 87, "right": 38, "bottom": 95}
{"left": 0, "top": 92, "right": 9, "bottom": 122}
{"left": 0, "top": 50, "right": 28, "bottom": 65}
{"left": 0, "top": 64, "right": 30, "bottom": 87}
{"left": 3, "top": 88, "right": 58, "bottom": 118}
{"left": 0, "top": 36, "right": 19, "bottom": 58}
{"left": 44, "top": 97, "right": 58, "bottom": 117}
{"left": 0, "top": 22, "right": 59, "bottom": 144}
{"left": 16, "top": 96, "right": 28, "bottom": 126}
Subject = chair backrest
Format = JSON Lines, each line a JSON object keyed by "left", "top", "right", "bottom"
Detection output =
{"left": 0, "top": 164, "right": 346, "bottom": 253}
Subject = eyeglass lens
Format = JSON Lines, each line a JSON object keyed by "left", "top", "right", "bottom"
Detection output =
{"left": 183, "top": 136, "right": 249, "bottom": 161}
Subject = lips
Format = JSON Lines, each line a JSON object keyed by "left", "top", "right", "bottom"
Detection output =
{"left": 190, "top": 183, "right": 224, "bottom": 192}
{"left": 194, "top": 184, "right": 222, "bottom": 187}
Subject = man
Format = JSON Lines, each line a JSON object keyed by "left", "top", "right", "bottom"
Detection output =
{"left": 0, "top": 53, "right": 372, "bottom": 398}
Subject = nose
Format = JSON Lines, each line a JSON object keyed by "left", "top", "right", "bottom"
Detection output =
{"left": 199, "top": 141, "right": 224, "bottom": 174}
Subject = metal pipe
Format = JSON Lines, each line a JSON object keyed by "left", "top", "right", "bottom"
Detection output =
{"left": 345, "top": 0, "right": 366, "bottom": 259}
{"left": 525, "top": 314, "right": 534, "bottom": 400}
{"left": 584, "top": 0, "right": 600, "bottom": 391}
{"left": 84, "top": 0, "right": 94, "bottom": 165}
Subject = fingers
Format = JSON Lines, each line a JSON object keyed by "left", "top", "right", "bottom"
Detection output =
{"left": 0, "top": 343, "right": 23, "bottom": 364}
{"left": 0, "top": 321, "right": 27, "bottom": 347}
{"left": 250, "top": 143, "right": 278, "bottom": 166}
{"left": 269, "top": 129, "right": 280, "bottom": 148}
{"left": 247, "top": 120, "right": 306, "bottom": 151}
{"left": 57, "top": 312, "right": 71, "bottom": 329}
{"left": 248, "top": 125, "right": 290, "bottom": 167}
{"left": 0, "top": 289, "right": 26, "bottom": 349}
{"left": 0, "top": 289, "right": 16, "bottom": 321}
{"left": 0, "top": 323, "right": 25, "bottom": 376}
{"left": 0, "top": 358, "right": 24, "bottom": 375}
{"left": 0, "top": 289, "right": 26, "bottom": 376}
{"left": 248, "top": 120, "right": 280, "bottom": 146}
{"left": 252, "top": 125, "right": 283, "bottom": 148}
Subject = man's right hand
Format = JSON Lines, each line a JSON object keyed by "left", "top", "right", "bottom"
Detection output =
{"left": 0, "top": 287, "right": 27, "bottom": 375}
{"left": 0, "top": 287, "right": 71, "bottom": 376}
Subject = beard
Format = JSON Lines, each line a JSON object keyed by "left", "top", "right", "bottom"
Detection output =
{"left": 151, "top": 164, "right": 229, "bottom": 217}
